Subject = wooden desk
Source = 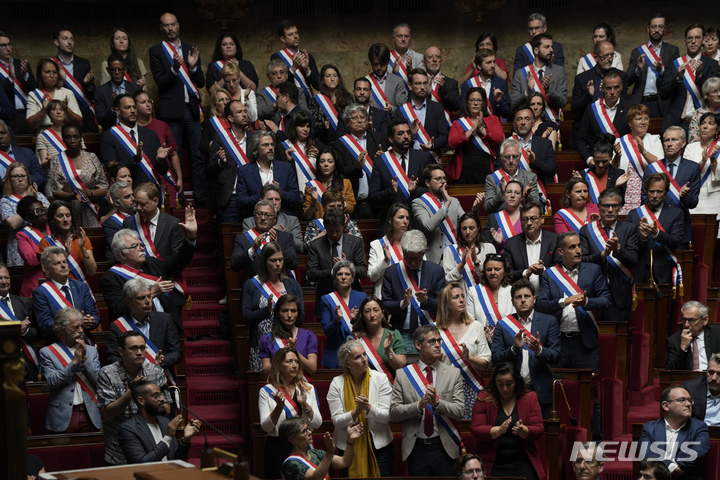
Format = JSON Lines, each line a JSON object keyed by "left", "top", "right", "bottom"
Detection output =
{"left": 39, "top": 460, "right": 196, "bottom": 480}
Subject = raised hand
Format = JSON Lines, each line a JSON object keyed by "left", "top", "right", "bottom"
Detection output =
{"left": 401, "top": 287, "right": 413, "bottom": 309}
{"left": 323, "top": 432, "right": 336, "bottom": 452}
{"left": 183, "top": 419, "right": 202, "bottom": 439}
{"left": 156, "top": 349, "right": 165, "bottom": 367}
{"left": 383, "top": 331, "right": 394, "bottom": 351}
{"left": 391, "top": 176, "right": 399, "bottom": 195}
{"left": 408, "top": 175, "right": 418, "bottom": 192}
{"left": 178, "top": 205, "right": 198, "bottom": 239}
{"left": 636, "top": 53, "right": 647, "bottom": 70}
{"left": 490, "top": 227, "right": 504, "bottom": 245}
{"left": 272, "top": 389, "right": 286, "bottom": 408}
{"left": 587, "top": 80, "right": 595, "bottom": 98}
{"left": 166, "top": 415, "right": 183, "bottom": 438}
{"left": 187, "top": 46, "right": 200, "bottom": 69}
{"left": 679, "top": 182, "right": 691, "bottom": 198}
{"left": 415, "top": 288, "right": 428, "bottom": 305}
{"left": 334, "top": 305, "right": 343, "bottom": 323}
{"left": 382, "top": 241, "right": 392, "bottom": 265}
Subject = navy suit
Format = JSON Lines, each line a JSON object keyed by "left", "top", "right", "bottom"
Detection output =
{"left": 504, "top": 231, "right": 560, "bottom": 281}
{"left": 121, "top": 212, "right": 185, "bottom": 266}
{"left": 332, "top": 130, "right": 383, "bottom": 207}
{"left": 491, "top": 311, "right": 560, "bottom": 405}
{"left": 513, "top": 41, "right": 565, "bottom": 73}
{"left": 58, "top": 55, "right": 97, "bottom": 133}
{"left": 10, "top": 294, "right": 40, "bottom": 381}
{"left": 576, "top": 98, "right": 632, "bottom": 163}
{"left": 0, "top": 83, "right": 14, "bottom": 121}
{"left": 667, "top": 324, "right": 720, "bottom": 371}
{"left": 433, "top": 76, "right": 461, "bottom": 113}
{"left": 0, "top": 57, "right": 36, "bottom": 132}
{"left": 100, "top": 126, "right": 169, "bottom": 186}
{"left": 270, "top": 51, "right": 320, "bottom": 90}
{"left": 626, "top": 203, "right": 684, "bottom": 284}
{"left": 368, "top": 105, "right": 390, "bottom": 136}
{"left": 393, "top": 99, "right": 449, "bottom": 150}
{"left": 641, "top": 158, "right": 701, "bottom": 245}
{"left": 1, "top": 145, "right": 46, "bottom": 190}
{"left": 33, "top": 279, "right": 99, "bottom": 344}
{"left": 94, "top": 81, "right": 141, "bottom": 132}
{"left": 381, "top": 260, "right": 446, "bottom": 332}
{"left": 319, "top": 289, "right": 368, "bottom": 368}
{"left": 106, "top": 311, "right": 182, "bottom": 369}
{"left": 626, "top": 42, "right": 680, "bottom": 116}
{"left": 276, "top": 105, "right": 315, "bottom": 143}
{"left": 526, "top": 135, "right": 557, "bottom": 186}
{"left": 207, "top": 130, "right": 254, "bottom": 213}
{"left": 236, "top": 161, "right": 301, "bottom": 218}
{"left": 149, "top": 42, "right": 204, "bottom": 121}
{"left": 683, "top": 375, "right": 710, "bottom": 422}
{"left": 229, "top": 229, "right": 298, "bottom": 281}
{"left": 118, "top": 413, "right": 190, "bottom": 463}
{"left": 660, "top": 55, "right": 719, "bottom": 132}
{"left": 460, "top": 76, "right": 510, "bottom": 120}
{"left": 640, "top": 417, "right": 709, "bottom": 480}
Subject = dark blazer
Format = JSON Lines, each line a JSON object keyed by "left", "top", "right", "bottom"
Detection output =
{"left": 504, "top": 231, "right": 560, "bottom": 281}
{"left": 434, "top": 75, "right": 461, "bottom": 113}
{"left": 100, "top": 125, "right": 169, "bottom": 186}
{"left": 683, "top": 375, "right": 710, "bottom": 422}
{"left": 0, "top": 58, "right": 36, "bottom": 111}
{"left": 626, "top": 42, "right": 680, "bottom": 116}
{"left": 332, "top": 130, "right": 383, "bottom": 204}
{"left": 118, "top": 413, "right": 190, "bottom": 463}
{"left": 33, "top": 279, "right": 99, "bottom": 343}
{"left": 579, "top": 220, "right": 639, "bottom": 311}
{"left": 236, "top": 161, "right": 301, "bottom": 217}
{"left": 106, "top": 311, "right": 182, "bottom": 368}
{"left": 94, "top": 80, "right": 141, "bottom": 132}
{"left": 381, "top": 260, "right": 446, "bottom": 331}
{"left": 640, "top": 417, "right": 709, "bottom": 480}
{"left": 229, "top": 229, "right": 298, "bottom": 280}
{"left": 368, "top": 105, "right": 390, "bottom": 136}
{"left": 528, "top": 135, "right": 557, "bottom": 185}
{"left": 149, "top": 41, "right": 205, "bottom": 120}
{"left": 667, "top": 324, "right": 720, "bottom": 371}
{"left": 62, "top": 55, "right": 97, "bottom": 133}
{"left": 626, "top": 203, "right": 684, "bottom": 284}
{"left": 368, "top": 149, "right": 433, "bottom": 221}
{"left": 536, "top": 262, "right": 611, "bottom": 349}
{"left": 576, "top": 98, "right": 633, "bottom": 162}
{"left": 207, "top": 130, "right": 253, "bottom": 209}
{"left": 660, "top": 55, "right": 719, "bottom": 132}
{"left": 570, "top": 68, "right": 629, "bottom": 148}
{"left": 641, "top": 158, "right": 701, "bottom": 245}
{"left": 513, "top": 41, "right": 565, "bottom": 73}
{"left": 270, "top": 51, "right": 320, "bottom": 90}
{"left": 0, "top": 83, "right": 14, "bottom": 121}
{"left": 122, "top": 211, "right": 185, "bottom": 265}
{"left": 393, "top": 99, "right": 449, "bottom": 150}
{"left": 319, "top": 289, "right": 368, "bottom": 368}
{"left": 276, "top": 105, "right": 316, "bottom": 143}
{"left": 11, "top": 294, "right": 40, "bottom": 380}
{"left": 460, "top": 75, "right": 510, "bottom": 120}
{"left": 492, "top": 311, "right": 561, "bottom": 404}
{"left": 205, "top": 58, "right": 259, "bottom": 93}
{"left": 241, "top": 276, "right": 303, "bottom": 345}
{"left": 100, "top": 239, "right": 197, "bottom": 330}
{"left": 306, "top": 234, "right": 367, "bottom": 315}
{"left": 2, "top": 145, "right": 46, "bottom": 190}
{"left": 584, "top": 165, "right": 627, "bottom": 196}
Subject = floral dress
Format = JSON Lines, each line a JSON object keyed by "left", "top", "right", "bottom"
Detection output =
{"left": 49, "top": 150, "right": 108, "bottom": 228}
{"left": 0, "top": 193, "right": 50, "bottom": 266}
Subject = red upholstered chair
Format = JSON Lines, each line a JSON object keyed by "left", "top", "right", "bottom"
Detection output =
{"left": 600, "top": 377, "right": 624, "bottom": 441}
{"left": 313, "top": 379, "right": 332, "bottom": 420}
{"left": 97, "top": 307, "right": 110, "bottom": 331}
{"left": 28, "top": 445, "right": 93, "bottom": 472}
{"left": 315, "top": 335, "right": 327, "bottom": 368}
{"left": 27, "top": 392, "right": 50, "bottom": 436}
{"left": 598, "top": 334, "right": 618, "bottom": 381}
{"left": 304, "top": 301, "right": 317, "bottom": 323}
{"left": 560, "top": 425, "right": 587, "bottom": 480}
{"left": 628, "top": 332, "right": 650, "bottom": 392}
{"left": 391, "top": 432, "right": 407, "bottom": 477}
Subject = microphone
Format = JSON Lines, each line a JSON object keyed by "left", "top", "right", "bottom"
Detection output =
{"left": 550, "top": 375, "right": 578, "bottom": 426}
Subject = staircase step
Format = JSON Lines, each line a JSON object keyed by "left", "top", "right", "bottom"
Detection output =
{"left": 187, "top": 376, "right": 239, "bottom": 405}
{"left": 173, "top": 208, "right": 214, "bottom": 225}
{"left": 187, "top": 434, "right": 248, "bottom": 459}
{"left": 185, "top": 339, "right": 232, "bottom": 358}
{"left": 188, "top": 254, "right": 222, "bottom": 270}
{"left": 185, "top": 355, "right": 235, "bottom": 376}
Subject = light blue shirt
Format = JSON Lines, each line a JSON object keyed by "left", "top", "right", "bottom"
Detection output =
{"left": 705, "top": 386, "right": 720, "bottom": 426}
{"left": 58, "top": 54, "right": 74, "bottom": 76}
{"left": 0, "top": 146, "right": 14, "bottom": 179}
{"left": 403, "top": 268, "right": 422, "bottom": 330}
{"left": 411, "top": 99, "right": 428, "bottom": 150}
{"left": 132, "top": 315, "right": 151, "bottom": 338}
{"left": 665, "top": 158, "right": 681, "bottom": 180}
{"left": 641, "top": 42, "right": 663, "bottom": 97}
{"left": 354, "top": 133, "right": 369, "bottom": 201}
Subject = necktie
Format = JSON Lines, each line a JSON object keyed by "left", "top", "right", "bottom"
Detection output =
{"left": 332, "top": 242, "right": 340, "bottom": 260}
{"left": 142, "top": 217, "right": 154, "bottom": 244}
{"left": 1, "top": 297, "right": 8, "bottom": 307}
{"left": 61, "top": 285, "right": 73, "bottom": 305}
{"left": 424, "top": 366, "right": 434, "bottom": 437}
{"left": 130, "top": 129, "right": 137, "bottom": 143}
{"left": 400, "top": 155, "right": 407, "bottom": 172}
{"left": 693, "top": 337, "right": 700, "bottom": 370}
{"left": 667, "top": 162, "right": 675, "bottom": 178}
{"left": 604, "top": 226, "right": 612, "bottom": 237}
{"left": 538, "top": 69, "right": 544, "bottom": 84}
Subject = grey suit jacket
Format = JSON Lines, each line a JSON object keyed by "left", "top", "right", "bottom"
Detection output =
{"left": 390, "top": 361, "right": 465, "bottom": 461}
{"left": 118, "top": 413, "right": 189, "bottom": 463}
{"left": 242, "top": 213, "right": 304, "bottom": 254}
{"left": 510, "top": 63, "right": 568, "bottom": 113}
{"left": 411, "top": 195, "right": 465, "bottom": 264}
{"left": 483, "top": 169, "right": 540, "bottom": 214}
{"left": 256, "top": 87, "right": 308, "bottom": 123}
{"left": 369, "top": 73, "right": 408, "bottom": 110}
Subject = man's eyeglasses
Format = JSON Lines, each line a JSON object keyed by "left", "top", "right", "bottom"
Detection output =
{"left": 597, "top": 53, "right": 616, "bottom": 61}
{"left": 125, "top": 243, "right": 145, "bottom": 251}
{"left": 0, "top": 43, "right": 12, "bottom": 49}
{"left": 666, "top": 397, "right": 694, "bottom": 405}
{"left": 599, "top": 203, "right": 621, "bottom": 210}
{"left": 522, "top": 216, "right": 541, "bottom": 223}
{"left": 255, "top": 212, "right": 276, "bottom": 219}
{"left": 681, "top": 316, "right": 706, "bottom": 325}
{"left": 424, "top": 338, "right": 443, "bottom": 345}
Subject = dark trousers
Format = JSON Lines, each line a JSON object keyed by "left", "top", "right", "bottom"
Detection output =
{"left": 264, "top": 435, "right": 287, "bottom": 479}
{"left": 218, "top": 194, "right": 242, "bottom": 223}
{"left": 166, "top": 105, "right": 206, "bottom": 204}
{"left": 641, "top": 98, "right": 662, "bottom": 118}
{"left": 407, "top": 438, "right": 455, "bottom": 476}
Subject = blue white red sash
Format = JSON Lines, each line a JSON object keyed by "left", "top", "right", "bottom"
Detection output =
{"left": 161, "top": 42, "right": 201, "bottom": 102}
{"left": 389, "top": 51, "right": 409, "bottom": 89}
{"left": 700, "top": 140, "right": 719, "bottom": 188}
{"left": 283, "top": 454, "right": 329, "bottom": 480}
{"left": 107, "top": 212, "right": 129, "bottom": 228}
{"left": 326, "top": 292, "right": 353, "bottom": 336}
{"left": 590, "top": 100, "right": 619, "bottom": 138}
{"left": 112, "top": 316, "right": 160, "bottom": 363}
{"left": 263, "top": 385, "right": 303, "bottom": 420}
{"left": 490, "top": 168, "right": 511, "bottom": 188}
{"left": 108, "top": 264, "right": 163, "bottom": 289}
{"left": 0, "top": 301, "right": 39, "bottom": 367}
{"left": 556, "top": 208, "right": 585, "bottom": 234}
{"left": 497, "top": 315, "right": 540, "bottom": 352}
{"left": 456, "top": 117, "right": 492, "bottom": 156}
{"left": 212, "top": 59, "right": 225, "bottom": 73}
{"left": 398, "top": 102, "right": 439, "bottom": 160}
{"left": 438, "top": 329, "right": 483, "bottom": 392}
{"left": 448, "top": 245, "right": 478, "bottom": 289}
{"left": 674, "top": 55, "right": 702, "bottom": 109}
{"left": 305, "top": 180, "right": 325, "bottom": 201}
{"left": 636, "top": 205, "right": 682, "bottom": 289}
{"left": 3, "top": 193, "right": 22, "bottom": 207}
{"left": 430, "top": 81, "right": 452, "bottom": 127}
{"left": 511, "top": 134, "right": 550, "bottom": 208}
{"left": 339, "top": 134, "right": 372, "bottom": 177}
{"left": 546, "top": 265, "right": 597, "bottom": 325}
{"left": 46, "top": 342, "right": 97, "bottom": 403}
{"left": 587, "top": 221, "right": 634, "bottom": 283}
{"left": 359, "top": 336, "right": 394, "bottom": 383}
{"left": 380, "top": 151, "right": 411, "bottom": 199}
{"left": 464, "top": 77, "right": 494, "bottom": 115}
{"left": 277, "top": 48, "right": 313, "bottom": 98}
{"left": 522, "top": 43, "right": 535, "bottom": 63}
{"left": 646, "top": 161, "right": 682, "bottom": 207}
{"left": 271, "top": 336, "right": 289, "bottom": 355}
{"left": 522, "top": 65, "right": 557, "bottom": 122}
{"left": 313, "top": 94, "right": 338, "bottom": 130}
{"left": 494, "top": 211, "right": 517, "bottom": 241}
{"left": 0, "top": 62, "right": 28, "bottom": 105}
{"left": 17, "top": 225, "right": 46, "bottom": 247}
{"left": 312, "top": 218, "right": 325, "bottom": 233}
{"left": 366, "top": 74, "right": 390, "bottom": 109}
{"left": 244, "top": 228, "right": 268, "bottom": 255}
{"left": 0, "top": 150, "right": 16, "bottom": 169}
{"left": 261, "top": 86, "right": 277, "bottom": 103}
{"left": 38, "top": 280, "right": 74, "bottom": 310}
{"left": 42, "top": 236, "right": 86, "bottom": 282}
{"left": 109, "top": 126, "right": 162, "bottom": 194}
{"left": 401, "top": 364, "right": 464, "bottom": 449}
{"left": 397, "top": 261, "right": 434, "bottom": 325}
{"left": 419, "top": 193, "right": 457, "bottom": 244}
{"left": 211, "top": 117, "right": 249, "bottom": 168}
{"left": 378, "top": 236, "right": 403, "bottom": 265}
{"left": 39, "top": 128, "right": 67, "bottom": 154}
{"left": 580, "top": 53, "right": 596, "bottom": 70}
{"left": 52, "top": 57, "right": 95, "bottom": 114}
{"left": 28, "top": 88, "right": 49, "bottom": 105}
{"left": 128, "top": 214, "right": 162, "bottom": 260}
{"left": 639, "top": 43, "right": 662, "bottom": 77}
{"left": 583, "top": 168, "right": 601, "bottom": 204}
{"left": 473, "top": 284, "right": 501, "bottom": 328}
{"left": 281, "top": 140, "right": 315, "bottom": 186}
{"left": 619, "top": 134, "right": 647, "bottom": 177}
{"left": 251, "top": 275, "right": 283, "bottom": 303}
{"left": 57, "top": 152, "right": 98, "bottom": 216}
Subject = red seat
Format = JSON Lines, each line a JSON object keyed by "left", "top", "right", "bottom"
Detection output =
{"left": 27, "top": 393, "right": 50, "bottom": 436}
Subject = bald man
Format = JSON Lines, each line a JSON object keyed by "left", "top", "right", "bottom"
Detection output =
{"left": 423, "top": 47, "right": 460, "bottom": 115}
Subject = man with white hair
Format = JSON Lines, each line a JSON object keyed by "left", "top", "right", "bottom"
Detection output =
{"left": 483, "top": 137, "right": 540, "bottom": 214}
{"left": 513, "top": 13, "right": 565, "bottom": 73}
{"left": 667, "top": 301, "right": 720, "bottom": 371}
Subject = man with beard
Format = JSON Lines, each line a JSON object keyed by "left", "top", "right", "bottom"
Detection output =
{"left": 683, "top": 352, "right": 720, "bottom": 423}
{"left": 483, "top": 138, "right": 540, "bottom": 214}
{"left": 394, "top": 69, "right": 449, "bottom": 155}
{"left": 510, "top": 105, "right": 556, "bottom": 185}
{"left": 118, "top": 380, "right": 201, "bottom": 463}
{"left": 53, "top": 25, "right": 96, "bottom": 132}
{"left": 367, "top": 43, "right": 407, "bottom": 113}
{"left": 461, "top": 49, "right": 510, "bottom": 120}
{"left": 95, "top": 54, "right": 141, "bottom": 132}
{"left": 351, "top": 77, "right": 389, "bottom": 136}
{"left": 256, "top": 59, "right": 308, "bottom": 124}
{"left": 0, "top": 30, "right": 36, "bottom": 133}
{"left": 423, "top": 47, "right": 460, "bottom": 124}
{"left": 270, "top": 20, "right": 320, "bottom": 93}
{"left": 102, "top": 181, "right": 136, "bottom": 254}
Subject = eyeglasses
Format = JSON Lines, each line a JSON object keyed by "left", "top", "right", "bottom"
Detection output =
{"left": 503, "top": 154, "right": 521, "bottom": 160}
{"left": 424, "top": 338, "right": 443, "bottom": 345}
{"left": 33, "top": 207, "right": 48, "bottom": 215}
{"left": 467, "top": 98, "right": 483, "bottom": 104}
{"left": 255, "top": 211, "right": 276, "bottom": 218}
{"left": 667, "top": 397, "right": 694, "bottom": 405}
{"left": 597, "top": 52, "right": 616, "bottom": 61}
{"left": 0, "top": 43, "right": 12, "bottom": 49}
{"left": 125, "top": 243, "right": 145, "bottom": 251}
{"left": 599, "top": 203, "right": 621, "bottom": 210}
{"left": 681, "top": 316, "right": 706, "bottom": 325}
{"left": 9, "top": 174, "right": 27, "bottom": 179}
{"left": 123, "top": 345, "right": 147, "bottom": 352}
{"left": 522, "top": 216, "right": 541, "bottom": 223}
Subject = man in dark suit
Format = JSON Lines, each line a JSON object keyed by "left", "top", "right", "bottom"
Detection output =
{"left": 352, "top": 77, "right": 389, "bottom": 136}
{"left": 106, "top": 278, "right": 182, "bottom": 371}
{"left": 94, "top": 54, "right": 141, "bottom": 132}
{"left": 576, "top": 69, "right": 632, "bottom": 165}
{"left": 627, "top": 172, "right": 685, "bottom": 284}
{"left": 0, "top": 120, "right": 46, "bottom": 189}
{"left": 571, "top": 43, "right": 629, "bottom": 150}
{"left": 270, "top": 81, "right": 314, "bottom": 141}
{"left": 382, "top": 230, "right": 446, "bottom": 353}
{"left": 236, "top": 130, "right": 300, "bottom": 218}
{"left": 102, "top": 211, "right": 197, "bottom": 332}
{"left": 504, "top": 203, "right": 560, "bottom": 293}
{"left": 423, "top": 46, "right": 460, "bottom": 114}
{"left": 579, "top": 189, "right": 639, "bottom": 322}
{"left": 369, "top": 118, "right": 433, "bottom": 226}
{"left": 0, "top": 264, "right": 40, "bottom": 381}
{"left": 368, "top": 43, "right": 408, "bottom": 113}
{"left": 660, "top": 24, "right": 719, "bottom": 133}
{"left": 99, "top": 94, "right": 170, "bottom": 187}
{"left": 510, "top": 105, "right": 557, "bottom": 185}
{"left": 492, "top": 278, "right": 560, "bottom": 418}
{"left": 667, "top": 301, "right": 720, "bottom": 371}
{"left": 103, "top": 181, "right": 136, "bottom": 257}
{"left": 640, "top": 386, "right": 710, "bottom": 480}
{"left": 256, "top": 59, "right": 309, "bottom": 125}
{"left": 33, "top": 247, "right": 99, "bottom": 344}
{"left": 513, "top": 13, "right": 565, "bottom": 73}
{"left": 241, "top": 184, "right": 303, "bottom": 254}
{"left": 230, "top": 200, "right": 298, "bottom": 282}
{"left": 53, "top": 25, "right": 97, "bottom": 133}
{"left": 306, "top": 209, "right": 367, "bottom": 316}
{"left": 119, "top": 380, "right": 201, "bottom": 464}
{"left": 641, "top": 128, "right": 701, "bottom": 246}
{"left": 626, "top": 14, "right": 680, "bottom": 118}
{"left": 270, "top": 20, "right": 320, "bottom": 91}
{"left": 483, "top": 138, "right": 540, "bottom": 214}
{"left": 579, "top": 139, "right": 627, "bottom": 197}
{"left": 683, "top": 352, "right": 720, "bottom": 423}
{"left": 149, "top": 12, "right": 206, "bottom": 206}
{"left": 460, "top": 49, "right": 510, "bottom": 119}
{"left": 0, "top": 30, "right": 36, "bottom": 134}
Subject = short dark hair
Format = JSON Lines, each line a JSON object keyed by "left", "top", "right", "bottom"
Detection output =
{"left": 224, "top": 99, "right": 244, "bottom": 119}
{"left": 598, "top": 188, "right": 624, "bottom": 207}
{"left": 511, "top": 278, "right": 536, "bottom": 297}
{"left": 278, "top": 20, "right": 296, "bottom": 38}
{"left": 113, "top": 92, "right": 134, "bottom": 110}
{"left": 648, "top": 13, "right": 666, "bottom": 26}
{"left": 277, "top": 81, "right": 299, "bottom": 105}
{"left": 61, "top": 122, "right": 81, "bottom": 138}
{"left": 408, "top": 68, "right": 427, "bottom": 84}
{"left": 645, "top": 172, "right": 670, "bottom": 193}
{"left": 521, "top": 202, "right": 543, "bottom": 216}
{"left": 17, "top": 195, "right": 41, "bottom": 220}
{"left": 452, "top": 454, "right": 485, "bottom": 479}
{"left": 368, "top": 43, "right": 391, "bottom": 64}
{"left": 130, "top": 379, "right": 154, "bottom": 404}
{"left": 53, "top": 25, "right": 73, "bottom": 40}
{"left": 421, "top": 164, "right": 445, "bottom": 186}
{"left": 324, "top": 208, "right": 345, "bottom": 228}
{"left": 556, "top": 231, "right": 579, "bottom": 251}
{"left": 592, "top": 133, "right": 617, "bottom": 157}
{"left": 387, "top": 117, "right": 409, "bottom": 139}
{"left": 119, "top": 330, "right": 144, "bottom": 348}
{"left": 354, "top": 77, "right": 371, "bottom": 89}
{"left": 531, "top": 33, "right": 553, "bottom": 51}
{"left": 638, "top": 461, "right": 671, "bottom": 480}
{"left": 602, "top": 67, "right": 623, "bottom": 84}
{"left": 107, "top": 53, "right": 126, "bottom": 66}
{"left": 685, "top": 23, "right": 705, "bottom": 38}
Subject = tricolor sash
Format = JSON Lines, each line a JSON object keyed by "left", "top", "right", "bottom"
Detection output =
{"left": 0, "top": 150, "right": 16, "bottom": 169}
{"left": 366, "top": 74, "right": 391, "bottom": 109}
{"left": 313, "top": 94, "right": 338, "bottom": 130}
{"left": 556, "top": 208, "right": 585, "bottom": 234}
{"left": 438, "top": 329, "right": 484, "bottom": 392}
{"left": 511, "top": 134, "right": 550, "bottom": 208}
{"left": 46, "top": 342, "right": 97, "bottom": 403}
{"left": 590, "top": 100, "right": 620, "bottom": 138}
{"left": 583, "top": 168, "right": 601, "bottom": 204}
{"left": 339, "top": 134, "right": 372, "bottom": 177}
{"left": 128, "top": 214, "right": 162, "bottom": 259}
{"left": 497, "top": 315, "right": 540, "bottom": 352}
{"left": 522, "top": 43, "right": 535, "bottom": 63}
{"left": 473, "top": 284, "right": 501, "bottom": 328}
{"left": 419, "top": 193, "right": 457, "bottom": 244}
{"left": 109, "top": 126, "right": 162, "bottom": 196}
{"left": 112, "top": 316, "right": 160, "bottom": 364}
{"left": 42, "top": 236, "right": 86, "bottom": 282}
{"left": 263, "top": 385, "right": 303, "bottom": 420}
{"left": 646, "top": 162, "right": 682, "bottom": 206}
{"left": 359, "top": 336, "right": 394, "bottom": 383}
{"left": 37, "top": 279, "right": 75, "bottom": 310}
{"left": 244, "top": 228, "right": 268, "bottom": 255}
{"left": 546, "top": 265, "right": 597, "bottom": 325}
{"left": 261, "top": 86, "right": 277, "bottom": 103}
{"left": 251, "top": 275, "right": 284, "bottom": 303}
{"left": 493, "top": 211, "right": 517, "bottom": 241}
{"left": 212, "top": 59, "right": 226, "bottom": 73}
{"left": 52, "top": 57, "right": 95, "bottom": 114}
{"left": 378, "top": 236, "right": 403, "bottom": 265}
{"left": 0, "top": 301, "right": 39, "bottom": 367}
{"left": 700, "top": 140, "right": 719, "bottom": 188}
{"left": 3, "top": 193, "right": 22, "bottom": 207}
{"left": 397, "top": 261, "right": 434, "bottom": 325}
{"left": 639, "top": 43, "right": 662, "bottom": 77}
{"left": 107, "top": 211, "right": 129, "bottom": 228}
{"left": 580, "top": 53, "right": 596, "bottom": 70}
{"left": 161, "top": 42, "right": 201, "bottom": 102}
{"left": 430, "top": 81, "right": 452, "bottom": 127}
{"left": 281, "top": 140, "right": 315, "bottom": 186}
{"left": 674, "top": 55, "right": 703, "bottom": 109}
{"left": 211, "top": 117, "right": 249, "bottom": 168}
{"left": 490, "top": 168, "right": 511, "bottom": 188}
{"left": 306, "top": 180, "right": 325, "bottom": 200}
{"left": 28, "top": 88, "right": 49, "bottom": 105}
{"left": 326, "top": 292, "right": 353, "bottom": 336}
{"left": 312, "top": 218, "right": 325, "bottom": 233}
{"left": 619, "top": 134, "right": 647, "bottom": 177}
{"left": 464, "top": 77, "right": 494, "bottom": 115}
{"left": 283, "top": 455, "right": 329, "bottom": 480}
{"left": 522, "top": 65, "right": 557, "bottom": 122}
{"left": 107, "top": 264, "right": 163, "bottom": 290}
{"left": 587, "top": 221, "right": 634, "bottom": 283}
{"left": 39, "top": 128, "right": 67, "bottom": 154}
{"left": 277, "top": 48, "right": 313, "bottom": 98}
{"left": 271, "top": 336, "right": 289, "bottom": 355}
{"left": 57, "top": 152, "right": 98, "bottom": 216}
{"left": 456, "top": 117, "right": 492, "bottom": 156}
{"left": 448, "top": 245, "right": 479, "bottom": 289}
{"left": 0, "top": 62, "right": 28, "bottom": 106}
{"left": 17, "top": 225, "right": 46, "bottom": 248}
{"left": 380, "top": 151, "right": 411, "bottom": 199}
{"left": 636, "top": 205, "right": 682, "bottom": 289}
{"left": 397, "top": 102, "right": 439, "bottom": 160}
{"left": 389, "top": 51, "right": 409, "bottom": 89}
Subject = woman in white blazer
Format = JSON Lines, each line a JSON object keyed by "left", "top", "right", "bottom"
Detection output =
{"left": 327, "top": 340, "right": 394, "bottom": 477}
{"left": 368, "top": 203, "right": 410, "bottom": 299}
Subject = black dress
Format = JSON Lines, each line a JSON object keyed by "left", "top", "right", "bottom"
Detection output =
{"left": 457, "top": 142, "right": 493, "bottom": 184}
{"left": 491, "top": 404, "right": 539, "bottom": 480}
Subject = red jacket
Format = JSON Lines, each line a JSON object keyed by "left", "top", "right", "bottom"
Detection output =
{"left": 447, "top": 115, "right": 504, "bottom": 180}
